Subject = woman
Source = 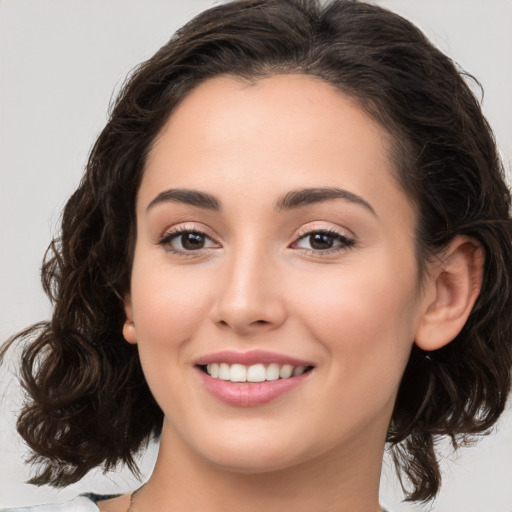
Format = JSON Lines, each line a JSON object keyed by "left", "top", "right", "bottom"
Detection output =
{"left": 1, "top": 0, "right": 511, "bottom": 511}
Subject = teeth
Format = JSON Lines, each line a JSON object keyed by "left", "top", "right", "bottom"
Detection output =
{"left": 279, "top": 364, "right": 293, "bottom": 379}
{"left": 293, "top": 366, "right": 306, "bottom": 376}
{"left": 219, "top": 363, "right": 230, "bottom": 380}
{"left": 208, "top": 363, "right": 219, "bottom": 378}
{"left": 205, "top": 362, "right": 310, "bottom": 382}
{"left": 266, "top": 363, "right": 280, "bottom": 381}
{"left": 247, "top": 363, "right": 266, "bottom": 382}
{"left": 230, "top": 363, "right": 246, "bottom": 382}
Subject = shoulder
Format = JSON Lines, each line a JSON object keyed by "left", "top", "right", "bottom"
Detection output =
{"left": 0, "top": 495, "right": 99, "bottom": 512}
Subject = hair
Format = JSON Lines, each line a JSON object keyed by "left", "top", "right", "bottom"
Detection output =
{"left": 2, "top": 0, "right": 511, "bottom": 504}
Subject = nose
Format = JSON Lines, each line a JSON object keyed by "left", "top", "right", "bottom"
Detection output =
{"left": 211, "top": 248, "right": 287, "bottom": 335}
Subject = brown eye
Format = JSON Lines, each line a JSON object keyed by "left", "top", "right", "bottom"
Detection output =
{"left": 160, "top": 229, "right": 220, "bottom": 254}
{"left": 293, "top": 230, "right": 355, "bottom": 253}
{"left": 181, "top": 232, "right": 206, "bottom": 250}
{"left": 309, "top": 233, "right": 335, "bottom": 250}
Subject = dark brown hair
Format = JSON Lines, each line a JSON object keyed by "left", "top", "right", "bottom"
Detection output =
{"left": 2, "top": 0, "right": 511, "bottom": 503}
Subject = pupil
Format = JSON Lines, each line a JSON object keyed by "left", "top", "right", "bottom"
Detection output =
{"left": 310, "top": 233, "right": 333, "bottom": 250}
{"left": 182, "top": 233, "right": 204, "bottom": 250}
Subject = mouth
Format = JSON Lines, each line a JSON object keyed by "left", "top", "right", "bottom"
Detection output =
{"left": 195, "top": 350, "right": 315, "bottom": 407}
{"left": 197, "top": 362, "right": 314, "bottom": 383}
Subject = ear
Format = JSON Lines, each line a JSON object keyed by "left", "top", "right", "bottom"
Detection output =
{"left": 123, "top": 294, "right": 137, "bottom": 344}
{"left": 415, "top": 236, "right": 484, "bottom": 351}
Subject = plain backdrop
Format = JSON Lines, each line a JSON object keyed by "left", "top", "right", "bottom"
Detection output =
{"left": 1, "top": 1, "right": 511, "bottom": 510}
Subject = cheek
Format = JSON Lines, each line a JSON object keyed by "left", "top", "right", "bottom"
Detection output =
{"left": 130, "top": 260, "right": 212, "bottom": 354}
{"left": 128, "top": 260, "right": 216, "bottom": 416}
{"left": 294, "top": 253, "right": 420, "bottom": 395}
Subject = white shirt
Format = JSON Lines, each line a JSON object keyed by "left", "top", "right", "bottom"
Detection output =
{"left": 1, "top": 496, "right": 100, "bottom": 511}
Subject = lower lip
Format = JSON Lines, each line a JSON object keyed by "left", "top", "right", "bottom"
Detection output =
{"left": 197, "top": 369, "right": 311, "bottom": 407}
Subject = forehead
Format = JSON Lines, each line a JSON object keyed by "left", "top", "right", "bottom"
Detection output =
{"left": 147, "top": 74, "right": 389, "bottom": 171}
{"left": 141, "top": 74, "right": 412, "bottom": 225}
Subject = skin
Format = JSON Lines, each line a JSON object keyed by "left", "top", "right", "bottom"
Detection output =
{"left": 99, "top": 74, "right": 482, "bottom": 512}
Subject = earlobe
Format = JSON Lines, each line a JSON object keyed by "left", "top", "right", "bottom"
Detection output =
{"left": 123, "top": 295, "right": 137, "bottom": 344}
{"left": 415, "top": 236, "right": 484, "bottom": 352}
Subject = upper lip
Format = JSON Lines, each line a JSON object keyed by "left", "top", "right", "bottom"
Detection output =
{"left": 195, "top": 349, "right": 314, "bottom": 367}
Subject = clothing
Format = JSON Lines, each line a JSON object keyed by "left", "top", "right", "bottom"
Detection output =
{"left": 0, "top": 494, "right": 114, "bottom": 512}
{"left": 1, "top": 495, "right": 391, "bottom": 511}
{"left": 0, "top": 496, "right": 99, "bottom": 512}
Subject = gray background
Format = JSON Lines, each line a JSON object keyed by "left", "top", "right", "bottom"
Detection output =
{"left": 1, "top": 0, "right": 511, "bottom": 510}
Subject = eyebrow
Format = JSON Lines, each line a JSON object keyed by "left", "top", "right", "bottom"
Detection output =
{"left": 276, "top": 187, "right": 377, "bottom": 216}
{"left": 146, "top": 186, "right": 376, "bottom": 217}
{"left": 146, "top": 189, "right": 221, "bottom": 212}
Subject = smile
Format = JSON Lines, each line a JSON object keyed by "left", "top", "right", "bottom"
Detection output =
{"left": 203, "top": 362, "right": 311, "bottom": 383}
{"left": 195, "top": 351, "right": 315, "bottom": 407}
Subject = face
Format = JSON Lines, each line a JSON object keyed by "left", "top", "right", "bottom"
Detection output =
{"left": 124, "top": 74, "right": 429, "bottom": 474}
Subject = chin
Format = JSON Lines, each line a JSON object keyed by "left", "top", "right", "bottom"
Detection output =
{"left": 206, "top": 446, "right": 308, "bottom": 475}
{"left": 181, "top": 420, "right": 317, "bottom": 474}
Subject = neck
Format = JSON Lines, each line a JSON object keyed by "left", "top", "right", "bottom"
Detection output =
{"left": 132, "top": 420, "right": 386, "bottom": 512}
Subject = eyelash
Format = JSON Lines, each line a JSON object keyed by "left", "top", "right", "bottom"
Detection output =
{"left": 159, "top": 227, "right": 355, "bottom": 257}
{"left": 292, "top": 228, "right": 355, "bottom": 256}
{"left": 159, "top": 226, "right": 219, "bottom": 256}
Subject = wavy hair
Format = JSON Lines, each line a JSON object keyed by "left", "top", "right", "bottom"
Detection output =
{"left": 2, "top": 0, "right": 511, "bottom": 503}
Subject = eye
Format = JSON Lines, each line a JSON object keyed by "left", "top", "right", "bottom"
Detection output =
{"left": 160, "top": 229, "right": 219, "bottom": 254}
{"left": 292, "top": 230, "right": 355, "bottom": 253}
